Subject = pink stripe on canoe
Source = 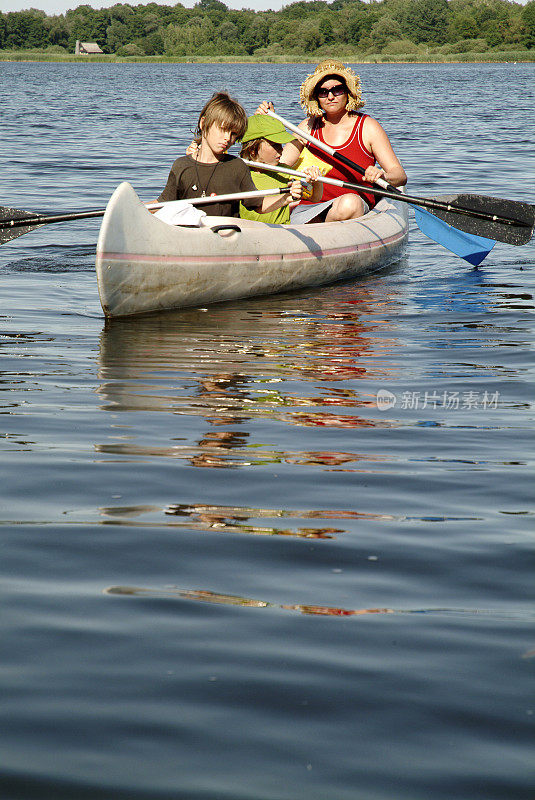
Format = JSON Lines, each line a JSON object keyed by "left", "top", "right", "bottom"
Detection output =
{"left": 97, "top": 229, "right": 406, "bottom": 266}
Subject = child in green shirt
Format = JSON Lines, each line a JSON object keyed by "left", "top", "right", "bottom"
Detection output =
{"left": 239, "top": 115, "right": 323, "bottom": 225}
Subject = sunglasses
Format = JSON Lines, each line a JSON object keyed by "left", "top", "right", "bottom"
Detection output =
{"left": 316, "top": 84, "right": 347, "bottom": 99}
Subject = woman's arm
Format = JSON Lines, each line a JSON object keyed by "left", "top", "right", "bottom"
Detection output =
{"left": 281, "top": 118, "right": 319, "bottom": 168}
{"left": 362, "top": 117, "right": 407, "bottom": 187}
{"left": 280, "top": 137, "right": 304, "bottom": 168}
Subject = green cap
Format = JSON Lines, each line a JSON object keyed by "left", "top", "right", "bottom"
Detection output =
{"left": 241, "top": 114, "right": 294, "bottom": 144}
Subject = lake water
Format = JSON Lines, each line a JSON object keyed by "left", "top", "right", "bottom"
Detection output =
{"left": 1, "top": 62, "right": 534, "bottom": 800}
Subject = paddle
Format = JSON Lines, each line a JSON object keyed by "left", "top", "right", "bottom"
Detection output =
{"left": 0, "top": 187, "right": 292, "bottom": 245}
{"left": 267, "top": 110, "right": 535, "bottom": 255}
{"left": 243, "top": 157, "right": 393, "bottom": 196}
{"left": 242, "top": 158, "right": 496, "bottom": 266}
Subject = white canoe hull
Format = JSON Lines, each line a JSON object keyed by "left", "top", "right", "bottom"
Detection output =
{"left": 95, "top": 181, "right": 408, "bottom": 318}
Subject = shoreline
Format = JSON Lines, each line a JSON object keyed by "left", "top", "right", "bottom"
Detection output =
{"left": 1, "top": 52, "right": 534, "bottom": 65}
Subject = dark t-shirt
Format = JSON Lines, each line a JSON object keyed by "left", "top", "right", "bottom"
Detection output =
{"left": 157, "top": 154, "right": 260, "bottom": 217}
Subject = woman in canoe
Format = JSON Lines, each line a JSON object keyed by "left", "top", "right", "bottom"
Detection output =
{"left": 238, "top": 114, "right": 323, "bottom": 225}
{"left": 157, "top": 91, "right": 303, "bottom": 219}
{"left": 256, "top": 59, "right": 407, "bottom": 224}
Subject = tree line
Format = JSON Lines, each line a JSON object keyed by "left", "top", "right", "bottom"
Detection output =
{"left": 1, "top": 0, "right": 534, "bottom": 57}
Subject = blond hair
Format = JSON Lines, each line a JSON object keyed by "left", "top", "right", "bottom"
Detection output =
{"left": 195, "top": 91, "right": 248, "bottom": 142}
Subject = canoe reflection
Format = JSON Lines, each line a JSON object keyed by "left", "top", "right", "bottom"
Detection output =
{"left": 95, "top": 501, "right": 476, "bottom": 533}
{"left": 104, "top": 585, "right": 496, "bottom": 620}
{"left": 95, "top": 290, "right": 401, "bottom": 469}
{"left": 97, "top": 502, "right": 397, "bottom": 538}
{"left": 105, "top": 585, "right": 394, "bottom": 617}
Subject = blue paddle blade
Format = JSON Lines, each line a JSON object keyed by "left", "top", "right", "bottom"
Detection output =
{"left": 413, "top": 206, "right": 496, "bottom": 266}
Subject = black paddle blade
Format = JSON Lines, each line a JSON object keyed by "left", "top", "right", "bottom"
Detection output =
{"left": 430, "top": 194, "right": 535, "bottom": 246}
{"left": 0, "top": 205, "right": 107, "bottom": 245}
{"left": 0, "top": 206, "right": 42, "bottom": 244}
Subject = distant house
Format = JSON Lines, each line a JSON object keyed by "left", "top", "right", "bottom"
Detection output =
{"left": 75, "top": 41, "right": 104, "bottom": 55}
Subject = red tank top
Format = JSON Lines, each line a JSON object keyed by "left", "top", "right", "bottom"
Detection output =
{"left": 301, "top": 113, "right": 377, "bottom": 209}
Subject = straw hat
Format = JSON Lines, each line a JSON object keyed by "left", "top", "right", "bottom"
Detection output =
{"left": 299, "top": 60, "right": 364, "bottom": 117}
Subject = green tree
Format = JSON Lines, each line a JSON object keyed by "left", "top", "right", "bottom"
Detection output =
{"left": 65, "top": 5, "right": 108, "bottom": 51}
{"left": 167, "top": 5, "right": 190, "bottom": 27}
{"left": 108, "top": 4, "right": 135, "bottom": 24}
{"left": 216, "top": 19, "right": 242, "bottom": 54}
{"left": 319, "top": 15, "right": 334, "bottom": 43}
{"left": 448, "top": 10, "right": 478, "bottom": 40}
{"left": 116, "top": 41, "right": 144, "bottom": 55}
{"left": 522, "top": 0, "right": 535, "bottom": 47}
{"left": 401, "top": 0, "right": 451, "bottom": 43}
{"left": 106, "top": 19, "right": 130, "bottom": 51}
{"left": 163, "top": 22, "right": 185, "bottom": 55}
{"left": 369, "top": 15, "right": 403, "bottom": 49}
{"left": 140, "top": 13, "right": 160, "bottom": 35}
{"left": 476, "top": 2, "right": 510, "bottom": 48}
{"left": 163, "top": 15, "right": 217, "bottom": 55}
{"left": 267, "top": 17, "right": 293, "bottom": 47}
{"left": 0, "top": 13, "right": 8, "bottom": 48}
{"left": 281, "top": 1, "right": 329, "bottom": 19}
{"left": 47, "top": 17, "right": 70, "bottom": 49}
{"left": 297, "top": 18, "right": 322, "bottom": 50}
{"left": 0, "top": 0, "right": 531, "bottom": 57}
{"left": 343, "top": 5, "right": 377, "bottom": 46}
{"left": 5, "top": 10, "right": 49, "bottom": 49}
{"left": 141, "top": 31, "right": 164, "bottom": 54}
{"left": 240, "top": 15, "right": 270, "bottom": 53}
{"left": 197, "top": 0, "right": 228, "bottom": 12}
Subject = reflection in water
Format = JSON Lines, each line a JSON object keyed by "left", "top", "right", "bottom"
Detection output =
{"left": 96, "top": 502, "right": 400, "bottom": 538}
{"left": 164, "top": 503, "right": 342, "bottom": 538}
{"left": 105, "top": 585, "right": 394, "bottom": 617}
{"left": 94, "top": 440, "right": 397, "bottom": 470}
{"left": 409, "top": 268, "right": 534, "bottom": 315}
{"left": 92, "top": 502, "right": 477, "bottom": 536}
{"left": 287, "top": 411, "right": 389, "bottom": 429}
{"left": 92, "top": 277, "right": 530, "bottom": 480}
{"left": 105, "top": 585, "right": 522, "bottom": 621}
{"left": 95, "top": 288, "right": 402, "bottom": 470}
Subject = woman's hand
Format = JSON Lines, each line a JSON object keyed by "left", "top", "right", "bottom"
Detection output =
{"left": 363, "top": 165, "right": 386, "bottom": 185}
{"left": 301, "top": 166, "right": 323, "bottom": 202}
{"left": 255, "top": 100, "right": 274, "bottom": 115}
{"left": 302, "top": 165, "right": 321, "bottom": 183}
{"left": 300, "top": 166, "right": 321, "bottom": 200}
{"left": 186, "top": 140, "right": 199, "bottom": 156}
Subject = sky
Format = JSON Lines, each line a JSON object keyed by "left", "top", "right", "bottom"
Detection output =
{"left": 0, "top": 0, "right": 289, "bottom": 13}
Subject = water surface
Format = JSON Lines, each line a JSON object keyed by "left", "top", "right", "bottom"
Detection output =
{"left": 1, "top": 62, "right": 534, "bottom": 800}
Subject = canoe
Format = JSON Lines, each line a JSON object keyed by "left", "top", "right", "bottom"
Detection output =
{"left": 95, "top": 181, "right": 408, "bottom": 318}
